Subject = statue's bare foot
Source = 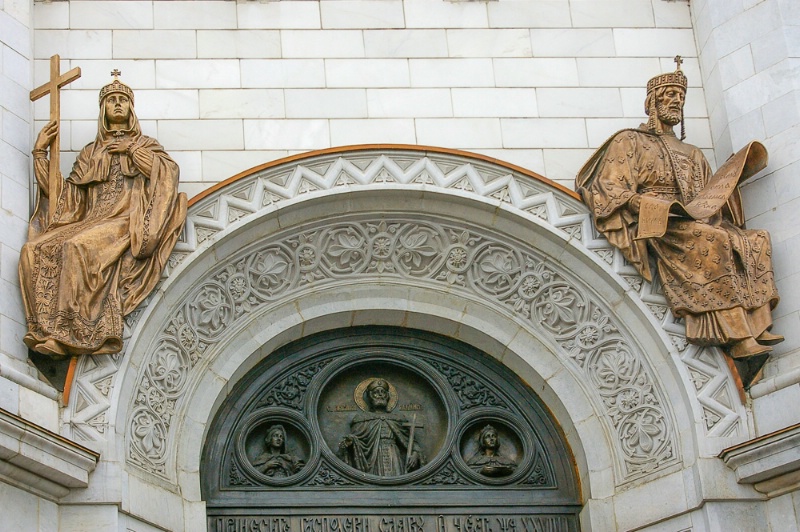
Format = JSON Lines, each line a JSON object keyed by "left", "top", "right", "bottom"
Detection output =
{"left": 729, "top": 337, "right": 772, "bottom": 359}
{"left": 756, "top": 330, "right": 784, "bottom": 345}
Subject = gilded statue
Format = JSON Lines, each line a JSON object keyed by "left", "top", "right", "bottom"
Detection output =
{"left": 466, "top": 424, "right": 517, "bottom": 477}
{"left": 338, "top": 378, "right": 425, "bottom": 476}
{"left": 251, "top": 424, "right": 305, "bottom": 478}
{"left": 576, "top": 57, "right": 781, "bottom": 386}
{"left": 20, "top": 72, "right": 187, "bottom": 357}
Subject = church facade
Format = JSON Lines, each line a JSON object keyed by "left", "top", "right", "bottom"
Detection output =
{"left": 1, "top": 1, "right": 799, "bottom": 530}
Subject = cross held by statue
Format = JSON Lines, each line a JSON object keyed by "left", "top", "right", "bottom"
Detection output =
{"left": 29, "top": 54, "right": 82, "bottom": 200}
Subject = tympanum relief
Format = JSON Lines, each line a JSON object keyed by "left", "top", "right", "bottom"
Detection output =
{"left": 338, "top": 378, "right": 426, "bottom": 477}
{"left": 251, "top": 424, "right": 305, "bottom": 478}
{"left": 466, "top": 424, "right": 518, "bottom": 478}
{"left": 202, "top": 329, "right": 580, "bottom": 529}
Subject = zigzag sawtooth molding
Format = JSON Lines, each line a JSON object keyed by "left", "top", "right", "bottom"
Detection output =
{"left": 67, "top": 147, "right": 744, "bottom": 469}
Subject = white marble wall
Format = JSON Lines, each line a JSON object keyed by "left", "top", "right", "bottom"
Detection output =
{"left": 1, "top": 0, "right": 60, "bottom": 431}
{"left": 1, "top": 1, "right": 61, "bottom": 526}
{"left": 31, "top": 0, "right": 702, "bottom": 196}
{"left": 691, "top": 0, "right": 800, "bottom": 432}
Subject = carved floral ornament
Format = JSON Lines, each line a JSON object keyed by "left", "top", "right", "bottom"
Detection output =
{"left": 127, "top": 212, "right": 679, "bottom": 484}
{"left": 63, "top": 148, "right": 743, "bottom": 485}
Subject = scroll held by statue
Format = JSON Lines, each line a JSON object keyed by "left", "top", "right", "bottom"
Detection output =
{"left": 636, "top": 141, "right": 768, "bottom": 239}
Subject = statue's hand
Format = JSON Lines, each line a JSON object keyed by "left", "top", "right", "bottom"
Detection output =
{"left": 406, "top": 451, "right": 420, "bottom": 471}
{"left": 34, "top": 120, "right": 58, "bottom": 151}
{"left": 629, "top": 194, "right": 641, "bottom": 215}
{"left": 108, "top": 138, "right": 133, "bottom": 154}
{"left": 339, "top": 436, "right": 353, "bottom": 449}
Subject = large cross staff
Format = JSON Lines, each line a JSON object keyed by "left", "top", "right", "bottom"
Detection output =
{"left": 404, "top": 413, "right": 424, "bottom": 469}
{"left": 29, "top": 54, "right": 81, "bottom": 201}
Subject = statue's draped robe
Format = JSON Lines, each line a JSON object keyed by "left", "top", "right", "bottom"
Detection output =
{"left": 577, "top": 128, "right": 779, "bottom": 346}
{"left": 20, "top": 106, "right": 187, "bottom": 355}
{"left": 467, "top": 451, "right": 517, "bottom": 476}
{"left": 340, "top": 411, "right": 423, "bottom": 476}
{"left": 252, "top": 451, "right": 304, "bottom": 478}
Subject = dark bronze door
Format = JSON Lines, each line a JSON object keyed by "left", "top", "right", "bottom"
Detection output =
{"left": 202, "top": 327, "right": 581, "bottom": 531}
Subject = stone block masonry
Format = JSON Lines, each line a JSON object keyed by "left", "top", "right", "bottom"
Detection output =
{"left": 32, "top": 0, "right": 701, "bottom": 188}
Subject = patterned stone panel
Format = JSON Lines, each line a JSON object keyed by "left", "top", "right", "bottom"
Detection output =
{"left": 125, "top": 214, "right": 680, "bottom": 484}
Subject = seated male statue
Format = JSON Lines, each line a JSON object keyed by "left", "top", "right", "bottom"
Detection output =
{"left": 576, "top": 58, "right": 781, "bottom": 384}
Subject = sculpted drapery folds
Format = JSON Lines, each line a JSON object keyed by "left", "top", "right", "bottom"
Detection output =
{"left": 576, "top": 59, "right": 781, "bottom": 384}
{"left": 338, "top": 378, "right": 425, "bottom": 477}
{"left": 251, "top": 425, "right": 304, "bottom": 478}
{"left": 20, "top": 75, "right": 187, "bottom": 357}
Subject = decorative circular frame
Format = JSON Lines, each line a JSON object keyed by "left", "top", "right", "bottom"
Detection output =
{"left": 310, "top": 349, "right": 458, "bottom": 486}
{"left": 235, "top": 408, "right": 318, "bottom": 487}
{"left": 452, "top": 408, "right": 536, "bottom": 486}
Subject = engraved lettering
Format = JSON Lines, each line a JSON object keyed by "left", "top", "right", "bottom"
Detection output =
{"left": 326, "top": 404, "right": 359, "bottom": 412}
{"left": 495, "top": 518, "right": 516, "bottom": 532}
{"left": 218, "top": 517, "right": 290, "bottom": 532}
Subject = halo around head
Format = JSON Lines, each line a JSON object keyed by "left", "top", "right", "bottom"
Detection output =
{"left": 353, "top": 377, "right": 399, "bottom": 412}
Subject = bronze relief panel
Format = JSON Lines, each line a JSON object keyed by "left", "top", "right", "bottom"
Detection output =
{"left": 202, "top": 327, "right": 580, "bottom": 530}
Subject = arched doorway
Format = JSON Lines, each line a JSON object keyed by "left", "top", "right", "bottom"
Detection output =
{"left": 202, "top": 327, "right": 581, "bottom": 530}
{"left": 68, "top": 145, "right": 742, "bottom": 530}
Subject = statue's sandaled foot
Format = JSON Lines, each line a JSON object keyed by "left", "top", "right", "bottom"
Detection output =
{"left": 729, "top": 337, "right": 772, "bottom": 359}
{"left": 756, "top": 330, "right": 784, "bottom": 346}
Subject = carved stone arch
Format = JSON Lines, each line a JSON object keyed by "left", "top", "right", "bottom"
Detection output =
{"left": 69, "top": 146, "right": 747, "bottom": 530}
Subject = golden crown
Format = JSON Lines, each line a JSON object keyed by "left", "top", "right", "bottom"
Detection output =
{"left": 98, "top": 70, "right": 134, "bottom": 106}
{"left": 647, "top": 56, "right": 688, "bottom": 94}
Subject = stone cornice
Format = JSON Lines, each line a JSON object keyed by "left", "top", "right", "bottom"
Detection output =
{"left": 0, "top": 408, "right": 99, "bottom": 500}
{"left": 719, "top": 423, "right": 800, "bottom": 497}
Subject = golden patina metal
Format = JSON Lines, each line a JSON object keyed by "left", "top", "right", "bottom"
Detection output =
{"left": 576, "top": 61, "right": 781, "bottom": 388}
{"left": 21, "top": 69, "right": 187, "bottom": 358}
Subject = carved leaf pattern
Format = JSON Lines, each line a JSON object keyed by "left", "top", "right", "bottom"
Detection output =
{"left": 229, "top": 462, "right": 254, "bottom": 486}
{"left": 257, "top": 360, "right": 331, "bottom": 410}
{"left": 521, "top": 452, "right": 551, "bottom": 487}
{"left": 419, "top": 462, "right": 472, "bottom": 486}
{"left": 305, "top": 463, "right": 354, "bottom": 486}
{"left": 426, "top": 359, "right": 508, "bottom": 411}
{"left": 128, "top": 217, "right": 677, "bottom": 482}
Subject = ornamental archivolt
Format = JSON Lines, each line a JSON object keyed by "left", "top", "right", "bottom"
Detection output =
{"left": 127, "top": 215, "right": 678, "bottom": 483}
{"left": 67, "top": 150, "right": 743, "bottom": 479}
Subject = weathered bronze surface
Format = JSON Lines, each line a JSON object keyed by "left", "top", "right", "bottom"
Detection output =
{"left": 338, "top": 378, "right": 426, "bottom": 477}
{"left": 576, "top": 57, "right": 781, "bottom": 388}
{"left": 21, "top": 68, "right": 187, "bottom": 358}
{"left": 202, "top": 327, "right": 580, "bottom": 530}
{"left": 251, "top": 424, "right": 305, "bottom": 478}
{"left": 466, "top": 424, "right": 517, "bottom": 477}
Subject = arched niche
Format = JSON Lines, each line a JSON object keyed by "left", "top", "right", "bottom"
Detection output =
{"left": 64, "top": 146, "right": 746, "bottom": 530}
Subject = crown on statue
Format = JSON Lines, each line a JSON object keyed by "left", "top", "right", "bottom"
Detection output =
{"left": 99, "top": 70, "right": 134, "bottom": 106}
{"left": 647, "top": 56, "right": 688, "bottom": 94}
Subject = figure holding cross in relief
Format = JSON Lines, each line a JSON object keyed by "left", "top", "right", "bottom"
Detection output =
{"left": 19, "top": 60, "right": 187, "bottom": 358}
{"left": 338, "top": 378, "right": 426, "bottom": 476}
